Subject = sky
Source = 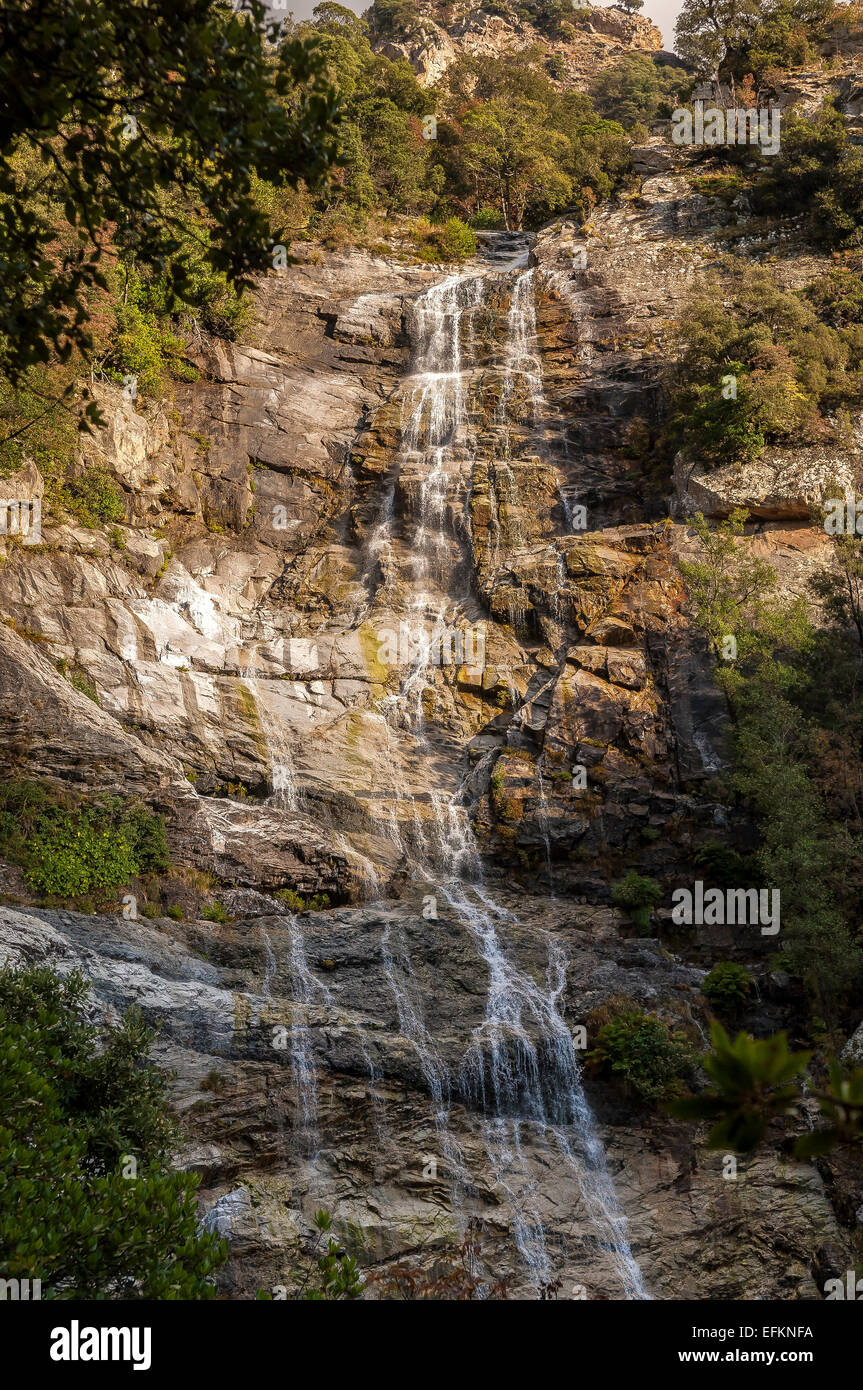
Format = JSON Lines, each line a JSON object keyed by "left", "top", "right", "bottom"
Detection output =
{"left": 281, "top": 2, "right": 684, "bottom": 49}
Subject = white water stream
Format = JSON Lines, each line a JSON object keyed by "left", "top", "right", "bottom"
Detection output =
{"left": 364, "top": 250, "right": 648, "bottom": 1297}
{"left": 255, "top": 242, "right": 646, "bottom": 1296}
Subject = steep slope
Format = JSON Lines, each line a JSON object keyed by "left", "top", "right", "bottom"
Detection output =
{"left": 2, "top": 29, "right": 863, "bottom": 1301}
{"left": 369, "top": 1, "right": 664, "bottom": 90}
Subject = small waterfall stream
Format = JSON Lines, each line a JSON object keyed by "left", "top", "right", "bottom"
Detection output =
{"left": 244, "top": 239, "right": 647, "bottom": 1297}
{"left": 366, "top": 246, "right": 648, "bottom": 1297}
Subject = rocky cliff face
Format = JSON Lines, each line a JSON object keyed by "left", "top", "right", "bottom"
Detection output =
{"left": 2, "top": 52, "right": 863, "bottom": 1299}
{"left": 370, "top": 1, "right": 663, "bottom": 91}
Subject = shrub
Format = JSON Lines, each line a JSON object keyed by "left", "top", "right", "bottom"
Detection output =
{"left": 589, "top": 1009, "right": 696, "bottom": 1103}
{"left": 274, "top": 888, "right": 331, "bottom": 913}
{"left": 755, "top": 103, "right": 863, "bottom": 250}
{"left": 693, "top": 843, "right": 754, "bottom": 888}
{"left": 415, "top": 217, "right": 478, "bottom": 263}
{"left": 119, "top": 804, "right": 170, "bottom": 875}
{"left": 669, "top": 263, "right": 862, "bottom": 468}
{"left": 611, "top": 870, "right": 663, "bottom": 933}
{"left": 0, "top": 783, "right": 169, "bottom": 901}
{"left": 62, "top": 467, "right": 125, "bottom": 527}
{"left": 202, "top": 901, "right": 229, "bottom": 923}
{"left": 469, "top": 205, "right": 506, "bottom": 230}
{"left": 27, "top": 814, "right": 137, "bottom": 897}
{"left": 70, "top": 669, "right": 100, "bottom": 704}
{"left": 0, "top": 964, "right": 226, "bottom": 1297}
{"left": 702, "top": 962, "right": 754, "bottom": 1016}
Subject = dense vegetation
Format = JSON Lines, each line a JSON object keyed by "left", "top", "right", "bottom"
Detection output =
{"left": 670, "top": 262, "right": 863, "bottom": 467}
{"left": 681, "top": 509, "right": 863, "bottom": 1016}
{"left": 675, "top": 0, "right": 843, "bottom": 85}
{"left": 0, "top": 965, "right": 226, "bottom": 1297}
{"left": 0, "top": 781, "right": 169, "bottom": 903}
{"left": 754, "top": 101, "right": 863, "bottom": 248}
{"left": 0, "top": 0, "right": 674, "bottom": 520}
{"left": 293, "top": 6, "right": 645, "bottom": 237}
{"left": 0, "top": 0, "right": 339, "bottom": 400}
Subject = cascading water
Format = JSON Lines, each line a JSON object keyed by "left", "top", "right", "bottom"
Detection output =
{"left": 244, "top": 643, "right": 299, "bottom": 809}
{"left": 367, "top": 243, "right": 648, "bottom": 1298}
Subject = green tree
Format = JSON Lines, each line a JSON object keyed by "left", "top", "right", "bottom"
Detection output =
{"left": 675, "top": 0, "right": 763, "bottom": 82}
{"left": 675, "top": 0, "right": 834, "bottom": 84}
{"left": 590, "top": 54, "right": 684, "bottom": 130}
{"left": 460, "top": 99, "right": 571, "bottom": 229}
{"left": 0, "top": 0, "right": 340, "bottom": 394}
{"left": 680, "top": 511, "right": 863, "bottom": 1013}
{"left": 0, "top": 965, "right": 227, "bottom": 1297}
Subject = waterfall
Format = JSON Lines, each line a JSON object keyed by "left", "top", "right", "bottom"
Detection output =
{"left": 234, "top": 241, "right": 647, "bottom": 1296}
{"left": 285, "top": 911, "right": 328, "bottom": 1155}
{"left": 369, "top": 247, "right": 648, "bottom": 1298}
{"left": 243, "top": 643, "right": 298, "bottom": 809}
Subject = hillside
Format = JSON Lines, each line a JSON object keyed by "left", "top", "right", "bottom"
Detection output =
{"left": 369, "top": 0, "right": 664, "bottom": 89}
{"left": 2, "top": 0, "right": 863, "bottom": 1309}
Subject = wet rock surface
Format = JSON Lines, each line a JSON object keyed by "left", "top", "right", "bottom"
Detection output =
{"left": 0, "top": 899, "right": 849, "bottom": 1299}
{"left": 3, "top": 103, "right": 863, "bottom": 1296}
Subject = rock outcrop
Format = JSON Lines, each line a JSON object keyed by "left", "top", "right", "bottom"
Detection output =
{"left": 370, "top": 1, "right": 663, "bottom": 92}
{"left": 3, "top": 39, "right": 863, "bottom": 1300}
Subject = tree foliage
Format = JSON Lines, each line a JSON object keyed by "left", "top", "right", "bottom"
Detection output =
{"left": 754, "top": 103, "right": 863, "bottom": 249}
{"left": 674, "top": 0, "right": 834, "bottom": 82}
{"left": 0, "top": 965, "right": 226, "bottom": 1297}
{"left": 669, "top": 1020, "right": 811, "bottom": 1151}
{"left": 671, "top": 1021, "right": 863, "bottom": 1160}
{"left": 590, "top": 53, "right": 686, "bottom": 131}
{"left": 680, "top": 511, "right": 863, "bottom": 1013}
{"left": 0, "top": 0, "right": 341, "bottom": 394}
{"left": 670, "top": 264, "right": 863, "bottom": 468}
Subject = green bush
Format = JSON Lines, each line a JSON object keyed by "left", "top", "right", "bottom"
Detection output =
{"left": 274, "top": 888, "right": 332, "bottom": 913}
{"left": 755, "top": 103, "right": 863, "bottom": 250}
{"left": 0, "top": 783, "right": 169, "bottom": 901}
{"left": 589, "top": 1009, "right": 696, "bottom": 1103}
{"left": 28, "top": 815, "right": 138, "bottom": 897}
{"left": 415, "top": 217, "right": 478, "bottom": 262}
{"left": 670, "top": 264, "right": 862, "bottom": 468}
{"left": 469, "top": 205, "right": 506, "bottom": 230}
{"left": 669, "top": 1020, "right": 811, "bottom": 1153}
{"left": 0, "top": 965, "right": 227, "bottom": 1297}
{"left": 702, "top": 962, "right": 754, "bottom": 1016}
{"left": 62, "top": 467, "right": 126, "bottom": 527}
{"left": 202, "top": 901, "right": 229, "bottom": 924}
{"left": 611, "top": 870, "right": 663, "bottom": 933}
{"left": 119, "top": 803, "right": 170, "bottom": 875}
